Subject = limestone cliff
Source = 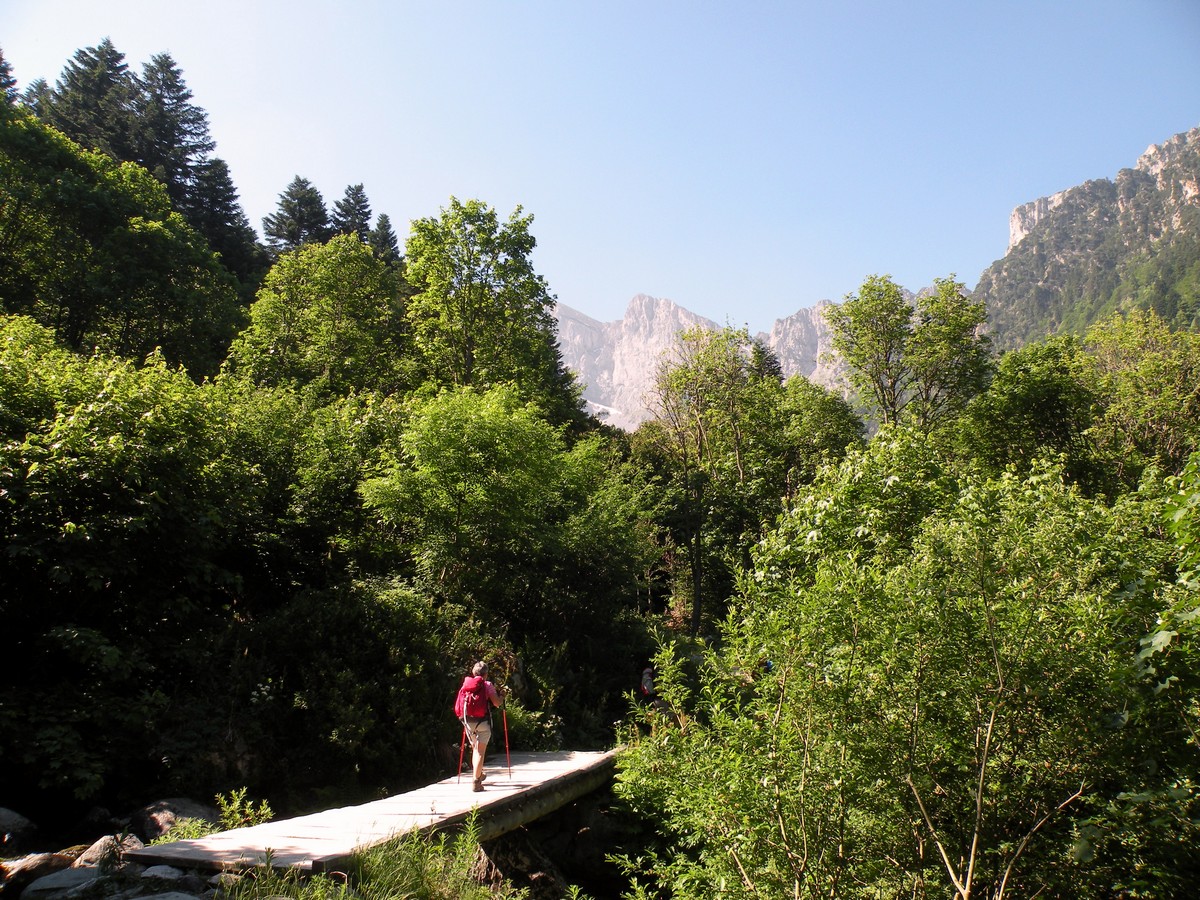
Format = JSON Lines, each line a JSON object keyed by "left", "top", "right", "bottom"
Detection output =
{"left": 977, "top": 124, "right": 1200, "bottom": 350}
{"left": 555, "top": 296, "right": 835, "bottom": 431}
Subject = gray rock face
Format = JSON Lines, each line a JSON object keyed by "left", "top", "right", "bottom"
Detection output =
{"left": 756, "top": 302, "right": 840, "bottom": 390}
{"left": 556, "top": 294, "right": 719, "bottom": 431}
{"left": 1009, "top": 127, "right": 1200, "bottom": 253}
{"left": 20, "top": 865, "right": 100, "bottom": 899}
{"left": 1008, "top": 190, "right": 1070, "bottom": 252}
{"left": 555, "top": 295, "right": 837, "bottom": 431}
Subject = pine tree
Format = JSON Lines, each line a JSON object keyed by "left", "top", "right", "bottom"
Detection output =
{"left": 331, "top": 183, "right": 373, "bottom": 242}
{"left": 0, "top": 47, "right": 17, "bottom": 105}
{"left": 43, "top": 39, "right": 138, "bottom": 160}
{"left": 369, "top": 213, "right": 402, "bottom": 265}
{"left": 262, "top": 176, "right": 331, "bottom": 256}
{"left": 188, "top": 157, "right": 266, "bottom": 289}
{"left": 134, "top": 52, "right": 215, "bottom": 210}
{"left": 20, "top": 78, "right": 51, "bottom": 116}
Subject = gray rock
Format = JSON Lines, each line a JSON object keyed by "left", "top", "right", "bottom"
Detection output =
{"left": 20, "top": 866, "right": 100, "bottom": 899}
{"left": 73, "top": 833, "right": 145, "bottom": 868}
{"left": 207, "top": 872, "right": 241, "bottom": 889}
{"left": 140, "top": 864, "right": 186, "bottom": 879}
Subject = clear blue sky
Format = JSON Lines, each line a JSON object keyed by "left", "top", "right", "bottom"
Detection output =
{"left": 4, "top": 1, "right": 1199, "bottom": 331}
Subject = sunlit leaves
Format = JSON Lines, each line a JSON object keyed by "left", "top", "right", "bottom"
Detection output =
{"left": 225, "top": 234, "right": 409, "bottom": 397}
{"left": 620, "top": 431, "right": 1193, "bottom": 897}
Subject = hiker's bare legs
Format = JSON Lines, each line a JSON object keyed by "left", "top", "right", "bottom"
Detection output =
{"left": 467, "top": 719, "right": 492, "bottom": 790}
{"left": 472, "top": 742, "right": 486, "bottom": 782}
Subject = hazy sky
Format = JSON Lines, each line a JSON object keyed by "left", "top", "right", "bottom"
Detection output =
{"left": 4, "top": 1, "right": 1199, "bottom": 331}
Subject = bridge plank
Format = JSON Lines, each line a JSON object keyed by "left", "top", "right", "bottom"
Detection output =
{"left": 125, "top": 750, "right": 618, "bottom": 873}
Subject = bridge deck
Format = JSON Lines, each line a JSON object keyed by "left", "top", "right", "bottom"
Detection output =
{"left": 125, "top": 749, "right": 618, "bottom": 873}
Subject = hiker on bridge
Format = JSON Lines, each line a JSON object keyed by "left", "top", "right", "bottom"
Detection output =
{"left": 456, "top": 661, "right": 504, "bottom": 792}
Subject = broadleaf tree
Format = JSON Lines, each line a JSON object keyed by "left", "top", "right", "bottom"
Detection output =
{"left": 360, "top": 384, "right": 656, "bottom": 738}
{"left": 225, "top": 233, "right": 409, "bottom": 397}
{"left": 638, "top": 325, "right": 862, "bottom": 633}
{"left": 403, "top": 197, "right": 584, "bottom": 426}
{"left": 825, "top": 274, "right": 991, "bottom": 432}
{"left": 618, "top": 430, "right": 1197, "bottom": 898}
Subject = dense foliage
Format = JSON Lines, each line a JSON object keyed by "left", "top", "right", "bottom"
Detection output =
{"left": 0, "top": 103, "right": 243, "bottom": 375}
{"left": 616, "top": 301, "right": 1200, "bottom": 896}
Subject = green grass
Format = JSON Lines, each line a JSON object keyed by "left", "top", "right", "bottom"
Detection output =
{"left": 225, "top": 818, "right": 530, "bottom": 900}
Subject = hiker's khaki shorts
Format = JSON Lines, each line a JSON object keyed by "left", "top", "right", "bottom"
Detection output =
{"left": 466, "top": 717, "right": 492, "bottom": 747}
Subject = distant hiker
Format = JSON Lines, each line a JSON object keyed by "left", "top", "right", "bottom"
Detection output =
{"left": 456, "top": 661, "right": 503, "bottom": 792}
{"left": 640, "top": 665, "right": 657, "bottom": 704}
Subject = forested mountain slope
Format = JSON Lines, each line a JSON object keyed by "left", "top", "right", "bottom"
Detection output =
{"left": 975, "top": 125, "right": 1200, "bottom": 350}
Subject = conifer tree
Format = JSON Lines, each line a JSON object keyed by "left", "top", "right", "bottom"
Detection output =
{"left": 20, "top": 78, "right": 51, "bottom": 116}
{"left": 262, "top": 176, "right": 331, "bottom": 256}
{"left": 188, "top": 157, "right": 266, "bottom": 289}
{"left": 369, "top": 213, "right": 402, "bottom": 265}
{"left": 134, "top": 52, "right": 215, "bottom": 210}
{"left": 331, "top": 183, "right": 373, "bottom": 242}
{"left": 43, "top": 39, "right": 138, "bottom": 161}
{"left": 0, "top": 47, "right": 17, "bottom": 105}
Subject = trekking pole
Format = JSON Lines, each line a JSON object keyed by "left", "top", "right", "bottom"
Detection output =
{"left": 502, "top": 707, "right": 511, "bottom": 779}
{"left": 457, "top": 726, "right": 467, "bottom": 783}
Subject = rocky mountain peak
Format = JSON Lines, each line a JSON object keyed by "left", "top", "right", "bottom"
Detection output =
{"left": 976, "top": 123, "right": 1200, "bottom": 351}
{"left": 555, "top": 295, "right": 835, "bottom": 431}
{"left": 560, "top": 125, "right": 1200, "bottom": 429}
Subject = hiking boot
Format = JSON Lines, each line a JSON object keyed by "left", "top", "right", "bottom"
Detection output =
{"left": 472, "top": 777, "right": 484, "bottom": 792}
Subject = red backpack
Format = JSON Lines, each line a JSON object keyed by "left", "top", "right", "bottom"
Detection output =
{"left": 454, "top": 675, "right": 490, "bottom": 720}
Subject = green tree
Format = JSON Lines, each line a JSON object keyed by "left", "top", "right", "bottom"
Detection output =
{"left": 1084, "top": 308, "right": 1200, "bottom": 483}
{"left": 637, "top": 326, "right": 862, "bottom": 632}
{"left": 0, "top": 103, "right": 241, "bottom": 374}
{"left": 185, "top": 157, "right": 266, "bottom": 291}
{"left": 225, "top": 233, "right": 409, "bottom": 396}
{"left": 26, "top": 43, "right": 261, "bottom": 292}
{"left": 907, "top": 276, "right": 991, "bottom": 429}
{"left": 0, "top": 317, "right": 241, "bottom": 806}
{"left": 618, "top": 432, "right": 1192, "bottom": 898}
{"left": 825, "top": 274, "right": 991, "bottom": 431}
{"left": 403, "top": 197, "right": 584, "bottom": 425}
{"left": 20, "top": 78, "right": 52, "bottom": 117}
{"left": 774, "top": 373, "right": 866, "bottom": 494}
{"left": 331, "top": 183, "right": 373, "bottom": 242}
{"left": 0, "top": 46, "right": 17, "bottom": 105}
{"left": 132, "top": 52, "right": 215, "bottom": 211}
{"left": 0, "top": 317, "right": 446, "bottom": 811}
{"left": 41, "top": 39, "right": 138, "bottom": 162}
{"left": 361, "top": 384, "right": 655, "bottom": 737}
{"left": 262, "top": 175, "right": 331, "bottom": 256}
{"left": 369, "top": 213, "right": 402, "bottom": 265}
{"left": 824, "top": 274, "right": 913, "bottom": 426}
{"left": 957, "top": 335, "right": 1107, "bottom": 491}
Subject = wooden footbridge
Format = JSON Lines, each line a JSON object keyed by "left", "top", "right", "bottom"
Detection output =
{"left": 126, "top": 750, "right": 618, "bottom": 874}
